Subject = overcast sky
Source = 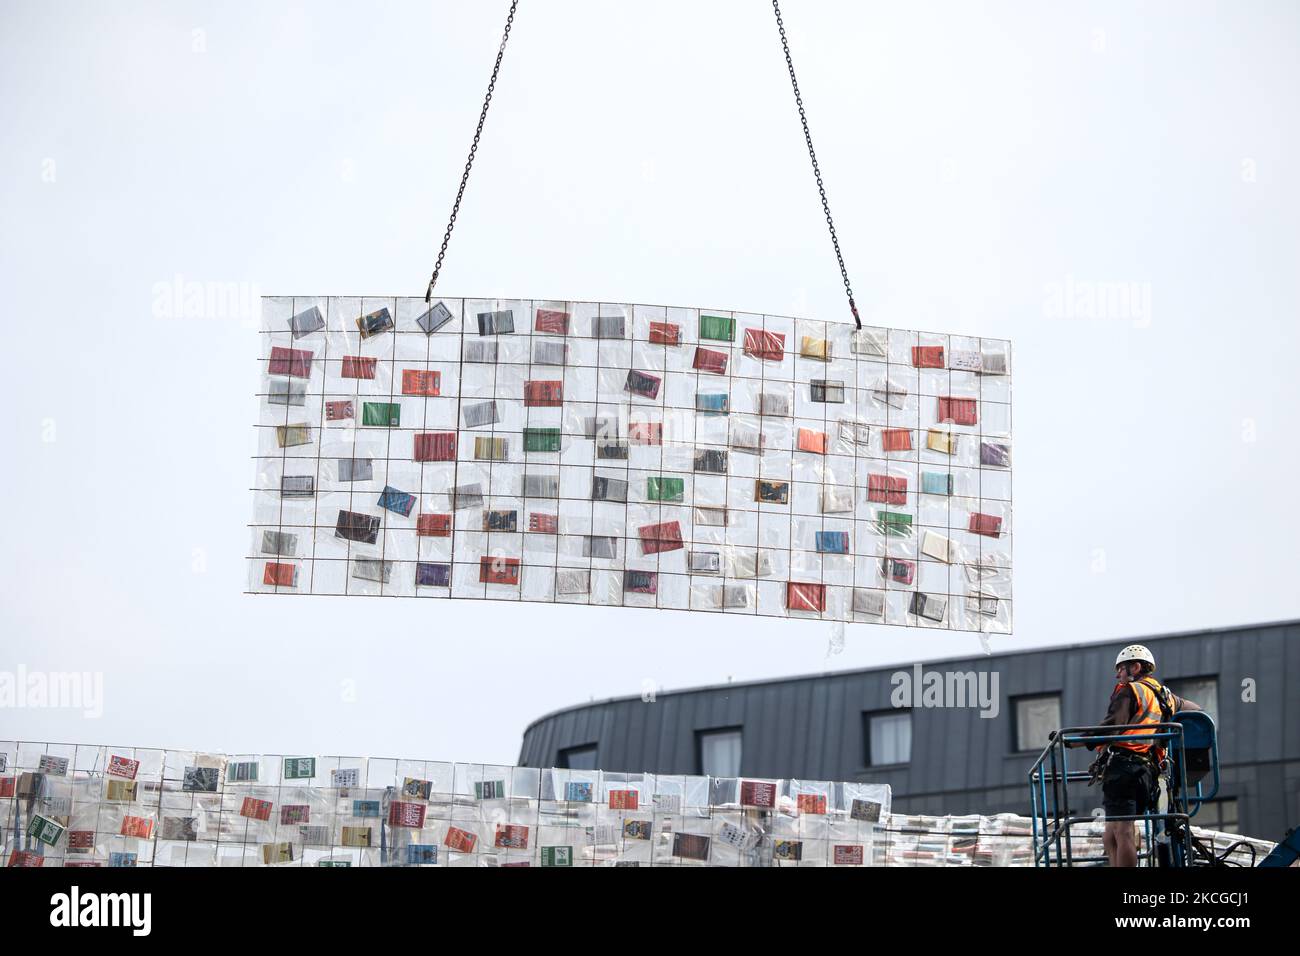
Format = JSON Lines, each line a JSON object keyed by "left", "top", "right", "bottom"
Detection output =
{"left": 2, "top": 0, "right": 1296, "bottom": 765}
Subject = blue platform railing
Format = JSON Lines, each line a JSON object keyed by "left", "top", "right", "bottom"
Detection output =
{"left": 1027, "top": 714, "right": 1219, "bottom": 867}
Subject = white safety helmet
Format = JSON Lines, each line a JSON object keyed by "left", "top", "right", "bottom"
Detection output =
{"left": 1115, "top": 644, "right": 1155, "bottom": 670}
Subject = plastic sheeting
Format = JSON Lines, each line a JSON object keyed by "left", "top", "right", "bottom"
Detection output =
{"left": 880, "top": 812, "right": 1271, "bottom": 868}
{"left": 5, "top": 742, "right": 1266, "bottom": 867}
{"left": 250, "top": 297, "right": 1012, "bottom": 632}
{"left": 1, "top": 742, "right": 889, "bottom": 867}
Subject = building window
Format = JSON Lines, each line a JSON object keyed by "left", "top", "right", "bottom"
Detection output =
{"left": 557, "top": 744, "right": 598, "bottom": 770}
{"left": 864, "top": 711, "right": 912, "bottom": 766}
{"left": 1014, "top": 694, "right": 1061, "bottom": 753}
{"left": 1166, "top": 676, "right": 1218, "bottom": 724}
{"left": 1196, "top": 797, "right": 1238, "bottom": 834}
{"left": 697, "top": 728, "right": 742, "bottom": 777}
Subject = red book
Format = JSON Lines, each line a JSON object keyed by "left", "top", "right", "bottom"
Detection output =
{"left": 743, "top": 328, "right": 785, "bottom": 361}
{"left": 0, "top": 778, "right": 14, "bottom": 798}
{"left": 937, "top": 396, "right": 977, "bottom": 426}
{"left": 241, "top": 797, "right": 273, "bottom": 821}
{"left": 529, "top": 513, "right": 558, "bottom": 534}
{"left": 534, "top": 309, "right": 570, "bottom": 334}
{"left": 262, "top": 562, "right": 297, "bottom": 587}
{"left": 388, "top": 801, "right": 426, "bottom": 828}
{"left": 834, "top": 845, "right": 865, "bottom": 865}
{"left": 120, "top": 816, "right": 154, "bottom": 838}
{"left": 881, "top": 428, "right": 912, "bottom": 452}
{"left": 414, "top": 432, "right": 456, "bottom": 462}
{"left": 495, "top": 824, "right": 530, "bottom": 849}
{"left": 524, "top": 380, "right": 564, "bottom": 407}
{"left": 628, "top": 422, "right": 662, "bottom": 445}
{"left": 417, "top": 513, "right": 452, "bottom": 537}
{"left": 648, "top": 321, "right": 680, "bottom": 345}
{"left": 912, "top": 345, "right": 945, "bottom": 368}
{"left": 797, "top": 428, "right": 828, "bottom": 454}
{"left": 479, "top": 556, "right": 521, "bottom": 585}
{"left": 108, "top": 755, "right": 140, "bottom": 779}
{"left": 445, "top": 826, "right": 477, "bottom": 853}
{"left": 638, "top": 520, "right": 684, "bottom": 556}
{"left": 325, "top": 400, "right": 354, "bottom": 421}
{"left": 867, "top": 473, "right": 908, "bottom": 505}
{"left": 402, "top": 369, "right": 441, "bottom": 396}
{"left": 786, "top": 581, "right": 826, "bottom": 612}
{"left": 692, "top": 346, "right": 728, "bottom": 374}
{"left": 341, "top": 355, "right": 377, "bottom": 379}
{"left": 797, "top": 793, "right": 827, "bottom": 815}
{"left": 968, "top": 512, "right": 1003, "bottom": 537}
{"left": 741, "top": 780, "right": 777, "bottom": 808}
{"left": 268, "top": 346, "right": 313, "bottom": 378}
{"left": 608, "top": 790, "right": 639, "bottom": 811}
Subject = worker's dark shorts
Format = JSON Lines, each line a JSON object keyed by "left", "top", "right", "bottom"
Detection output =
{"left": 1102, "top": 752, "right": 1157, "bottom": 819}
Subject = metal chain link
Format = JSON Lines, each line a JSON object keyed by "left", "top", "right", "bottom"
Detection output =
{"left": 425, "top": 0, "right": 519, "bottom": 302}
{"left": 771, "top": 0, "right": 861, "bottom": 329}
{"left": 426, "top": 0, "right": 860, "bottom": 329}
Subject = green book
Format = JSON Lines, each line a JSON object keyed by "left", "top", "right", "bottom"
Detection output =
{"left": 647, "top": 476, "right": 685, "bottom": 502}
{"left": 877, "top": 511, "right": 914, "bottom": 536}
{"left": 540, "top": 846, "right": 574, "bottom": 867}
{"left": 475, "top": 780, "right": 506, "bottom": 800}
{"left": 699, "top": 314, "right": 735, "bottom": 342}
{"left": 523, "top": 427, "right": 562, "bottom": 453}
{"left": 27, "top": 814, "right": 64, "bottom": 847}
{"left": 362, "top": 402, "right": 401, "bottom": 427}
{"left": 283, "top": 757, "right": 316, "bottom": 779}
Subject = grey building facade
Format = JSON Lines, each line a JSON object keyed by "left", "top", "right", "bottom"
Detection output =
{"left": 519, "top": 619, "right": 1299, "bottom": 841}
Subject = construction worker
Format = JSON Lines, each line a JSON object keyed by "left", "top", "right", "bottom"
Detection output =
{"left": 1083, "top": 644, "right": 1201, "bottom": 867}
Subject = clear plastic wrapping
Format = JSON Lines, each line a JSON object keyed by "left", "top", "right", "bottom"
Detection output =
{"left": 7, "top": 741, "right": 1269, "bottom": 867}
{"left": 249, "top": 299, "right": 1011, "bottom": 633}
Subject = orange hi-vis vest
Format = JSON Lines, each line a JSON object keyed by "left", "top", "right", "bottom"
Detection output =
{"left": 1113, "top": 676, "right": 1171, "bottom": 758}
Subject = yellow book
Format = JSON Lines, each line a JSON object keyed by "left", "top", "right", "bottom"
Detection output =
{"left": 800, "top": 336, "right": 831, "bottom": 360}
{"left": 926, "top": 429, "right": 957, "bottom": 455}
{"left": 342, "top": 826, "right": 372, "bottom": 847}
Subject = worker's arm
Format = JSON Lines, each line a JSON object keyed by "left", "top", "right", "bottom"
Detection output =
{"left": 1175, "top": 696, "right": 1202, "bottom": 712}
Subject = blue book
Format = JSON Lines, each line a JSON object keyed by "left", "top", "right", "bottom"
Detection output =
{"left": 815, "top": 531, "right": 850, "bottom": 554}
{"left": 921, "top": 472, "right": 953, "bottom": 496}
{"left": 416, "top": 563, "right": 451, "bottom": 587}
{"left": 377, "top": 486, "right": 416, "bottom": 517}
{"left": 566, "top": 781, "right": 593, "bottom": 802}
{"left": 695, "top": 393, "right": 729, "bottom": 415}
{"left": 407, "top": 844, "right": 439, "bottom": 865}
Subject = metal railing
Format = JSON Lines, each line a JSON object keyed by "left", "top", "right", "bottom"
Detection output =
{"left": 1028, "top": 722, "right": 1193, "bottom": 867}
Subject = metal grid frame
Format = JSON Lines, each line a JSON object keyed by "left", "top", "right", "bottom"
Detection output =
{"left": 249, "top": 296, "right": 1013, "bottom": 632}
